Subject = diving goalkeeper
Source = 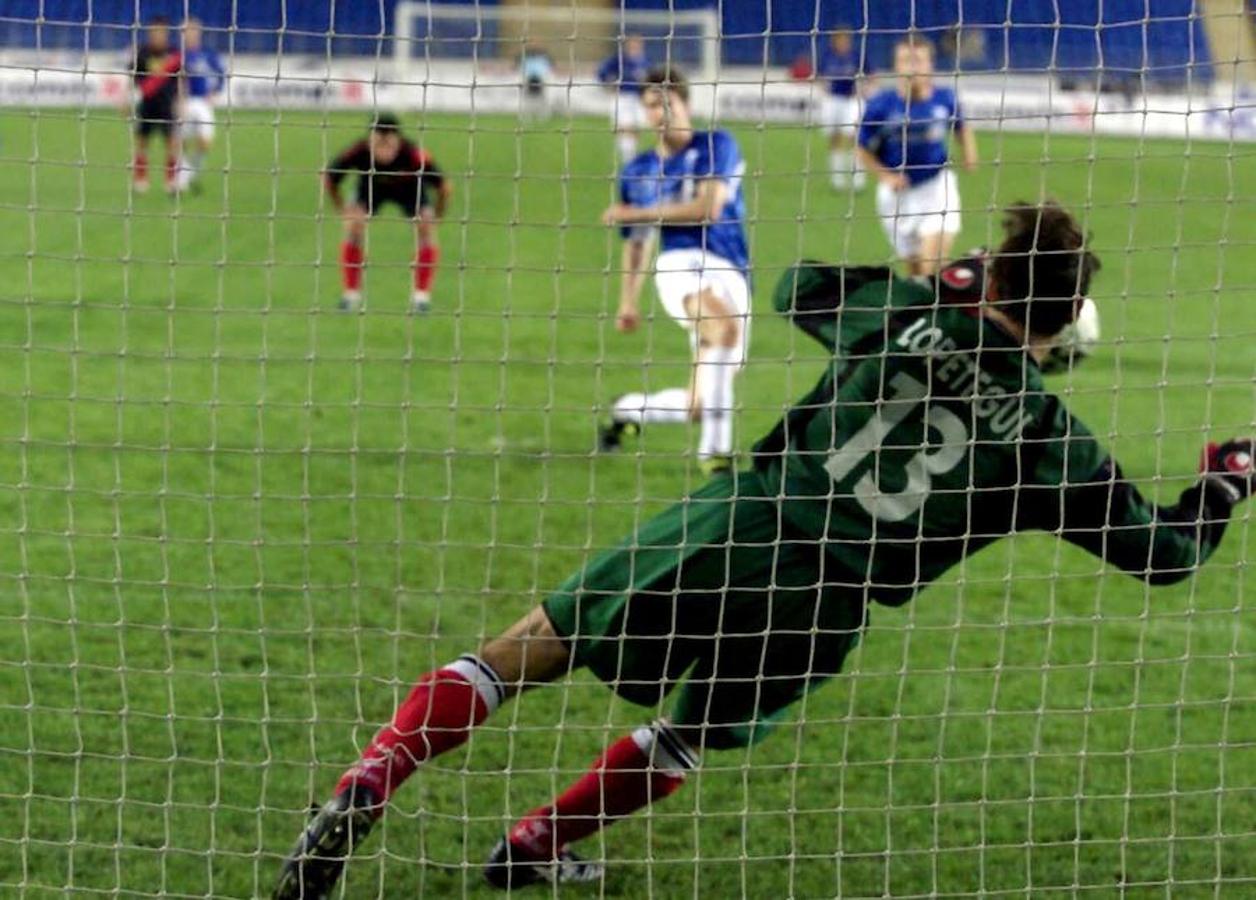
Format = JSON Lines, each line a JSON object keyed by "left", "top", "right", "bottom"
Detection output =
{"left": 273, "top": 201, "right": 1254, "bottom": 898}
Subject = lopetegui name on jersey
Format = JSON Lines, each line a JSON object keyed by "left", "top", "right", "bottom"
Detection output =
{"left": 897, "top": 317, "right": 1036, "bottom": 440}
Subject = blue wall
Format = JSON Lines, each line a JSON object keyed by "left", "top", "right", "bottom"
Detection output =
{"left": 0, "top": 0, "right": 404, "bottom": 55}
{"left": 630, "top": 0, "right": 1211, "bottom": 83}
{"left": 0, "top": 0, "right": 1211, "bottom": 84}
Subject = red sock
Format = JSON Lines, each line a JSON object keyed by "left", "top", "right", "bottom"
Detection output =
{"left": 415, "top": 243, "right": 439, "bottom": 292}
{"left": 507, "top": 732, "right": 687, "bottom": 858}
{"left": 165, "top": 154, "right": 178, "bottom": 186}
{"left": 341, "top": 241, "right": 365, "bottom": 292}
{"left": 336, "top": 663, "right": 493, "bottom": 803}
{"left": 133, "top": 153, "right": 148, "bottom": 181}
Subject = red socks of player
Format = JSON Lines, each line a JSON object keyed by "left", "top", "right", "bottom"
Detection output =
{"left": 131, "top": 152, "right": 178, "bottom": 191}
{"left": 336, "top": 655, "right": 505, "bottom": 804}
{"left": 507, "top": 721, "right": 696, "bottom": 859}
{"left": 336, "top": 241, "right": 438, "bottom": 297}
{"left": 340, "top": 240, "right": 365, "bottom": 292}
{"left": 415, "top": 242, "right": 440, "bottom": 293}
{"left": 334, "top": 659, "right": 696, "bottom": 858}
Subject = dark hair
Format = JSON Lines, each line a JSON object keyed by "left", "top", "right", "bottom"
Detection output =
{"left": 644, "top": 65, "right": 689, "bottom": 104}
{"left": 990, "top": 201, "right": 1102, "bottom": 337}
{"left": 149, "top": 15, "right": 169, "bottom": 27}
{"left": 370, "top": 112, "right": 401, "bottom": 134}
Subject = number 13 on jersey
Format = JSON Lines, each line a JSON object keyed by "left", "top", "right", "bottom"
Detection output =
{"left": 824, "top": 371, "right": 969, "bottom": 522}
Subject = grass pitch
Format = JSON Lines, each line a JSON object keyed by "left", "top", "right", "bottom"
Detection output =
{"left": 1, "top": 107, "right": 1255, "bottom": 898}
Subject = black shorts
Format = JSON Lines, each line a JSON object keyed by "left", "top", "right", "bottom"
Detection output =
{"left": 135, "top": 102, "right": 175, "bottom": 137}
{"left": 525, "top": 76, "right": 545, "bottom": 98}
{"left": 355, "top": 182, "right": 436, "bottom": 219}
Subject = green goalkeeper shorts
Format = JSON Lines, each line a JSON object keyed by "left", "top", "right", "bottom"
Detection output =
{"left": 542, "top": 470, "right": 868, "bottom": 750}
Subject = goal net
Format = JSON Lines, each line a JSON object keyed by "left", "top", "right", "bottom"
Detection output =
{"left": 1, "top": 1, "right": 1254, "bottom": 898}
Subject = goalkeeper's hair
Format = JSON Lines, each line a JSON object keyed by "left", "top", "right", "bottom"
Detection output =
{"left": 992, "top": 200, "right": 1101, "bottom": 337}
{"left": 644, "top": 66, "right": 689, "bottom": 104}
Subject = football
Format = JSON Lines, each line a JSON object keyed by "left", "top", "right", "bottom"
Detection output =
{"left": 1043, "top": 296, "right": 1100, "bottom": 371}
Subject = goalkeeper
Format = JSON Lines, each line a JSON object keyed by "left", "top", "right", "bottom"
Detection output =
{"left": 274, "top": 201, "right": 1254, "bottom": 898}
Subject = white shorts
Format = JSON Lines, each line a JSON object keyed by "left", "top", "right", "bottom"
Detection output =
{"left": 182, "top": 98, "right": 216, "bottom": 141}
{"left": 819, "top": 95, "right": 860, "bottom": 135}
{"left": 611, "top": 94, "right": 647, "bottom": 131}
{"left": 653, "top": 249, "right": 751, "bottom": 364}
{"left": 876, "top": 169, "right": 962, "bottom": 259}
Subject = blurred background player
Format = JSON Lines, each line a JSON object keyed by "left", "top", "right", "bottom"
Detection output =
{"left": 597, "top": 34, "right": 650, "bottom": 162}
{"left": 599, "top": 67, "right": 750, "bottom": 477}
{"left": 176, "top": 18, "right": 225, "bottom": 194}
{"left": 323, "top": 114, "right": 451, "bottom": 314}
{"left": 520, "top": 44, "right": 554, "bottom": 121}
{"left": 857, "top": 36, "right": 978, "bottom": 276}
{"left": 129, "top": 16, "right": 181, "bottom": 194}
{"left": 815, "top": 27, "right": 866, "bottom": 191}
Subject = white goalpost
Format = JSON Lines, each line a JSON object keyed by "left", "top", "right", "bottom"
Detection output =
{"left": 391, "top": 1, "right": 721, "bottom": 85}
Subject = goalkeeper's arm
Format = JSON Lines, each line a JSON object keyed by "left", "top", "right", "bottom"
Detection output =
{"left": 771, "top": 261, "right": 896, "bottom": 352}
{"left": 1028, "top": 438, "right": 1253, "bottom": 585}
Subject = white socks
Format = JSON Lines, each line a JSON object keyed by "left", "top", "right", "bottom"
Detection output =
{"left": 613, "top": 356, "right": 737, "bottom": 458}
{"left": 695, "top": 345, "right": 737, "bottom": 459}
{"left": 829, "top": 149, "right": 850, "bottom": 187}
{"left": 616, "top": 133, "right": 638, "bottom": 163}
{"left": 613, "top": 388, "right": 691, "bottom": 425}
{"left": 178, "top": 148, "right": 206, "bottom": 188}
{"left": 444, "top": 654, "right": 506, "bottom": 716}
{"left": 830, "top": 149, "right": 865, "bottom": 189}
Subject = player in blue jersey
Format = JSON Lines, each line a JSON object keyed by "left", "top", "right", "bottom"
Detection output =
{"left": 598, "top": 66, "right": 751, "bottom": 476}
{"left": 815, "top": 28, "right": 868, "bottom": 191}
{"left": 176, "top": 18, "right": 225, "bottom": 193}
{"left": 597, "top": 34, "right": 650, "bottom": 162}
{"left": 857, "top": 36, "right": 979, "bottom": 276}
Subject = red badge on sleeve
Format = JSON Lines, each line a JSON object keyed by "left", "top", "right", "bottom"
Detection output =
{"left": 940, "top": 265, "right": 975, "bottom": 290}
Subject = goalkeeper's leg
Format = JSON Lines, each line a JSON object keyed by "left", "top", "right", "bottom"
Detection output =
{"left": 272, "top": 607, "right": 570, "bottom": 900}
{"left": 485, "top": 719, "right": 696, "bottom": 890}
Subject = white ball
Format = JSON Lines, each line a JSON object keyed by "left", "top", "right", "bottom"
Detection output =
{"left": 1067, "top": 296, "right": 1101, "bottom": 357}
{"left": 1042, "top": 297, "right": 1101, "bottom": 372}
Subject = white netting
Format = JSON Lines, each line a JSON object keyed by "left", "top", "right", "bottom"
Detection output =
{"left": 1, "top": 1, "right": 1254, "bottom": 898}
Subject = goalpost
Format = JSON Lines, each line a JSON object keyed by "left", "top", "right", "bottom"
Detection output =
{"left": 2, "top": 2, "right": 1255, "bottom": 898}
{"left": 391, "top": 2, "right": 721, "bottom": 85}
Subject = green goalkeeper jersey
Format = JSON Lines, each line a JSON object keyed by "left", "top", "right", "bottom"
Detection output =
{"left": 754, "top": 259, "right": 1236, "bottom": 605}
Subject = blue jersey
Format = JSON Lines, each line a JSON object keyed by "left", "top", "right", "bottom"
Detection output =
{"left": 597, "top": 52, "right": 649, "bottom": 95}
{"left": 617, "top": 130, "right": 749, "bottom": 273}
{"left": 618, "top": 152, "right": 660, "bottom": 243}
{"left": 817, "top": 48, "right": 858, "bottom": 97}
{"left": 183, "top": 47, "right": 225, "bottom": 98}
{"left": 858, "top": 86, "right": 963, "bottom": 186}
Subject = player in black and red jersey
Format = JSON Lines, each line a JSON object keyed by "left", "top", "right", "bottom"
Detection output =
{"left": 130, "top": 16, "right": 182, "bottom": 194}
{"left": 323, "top": 114, "right": 451, "bottom": 314}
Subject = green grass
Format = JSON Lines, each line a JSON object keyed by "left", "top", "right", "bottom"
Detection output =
{"left": 0, "top": 106, "right": 1254, "bottom": 898}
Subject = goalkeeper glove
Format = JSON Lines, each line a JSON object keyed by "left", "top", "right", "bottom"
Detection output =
{"left": 1201, "top": 439, "right": 1256, "bottom": 504}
